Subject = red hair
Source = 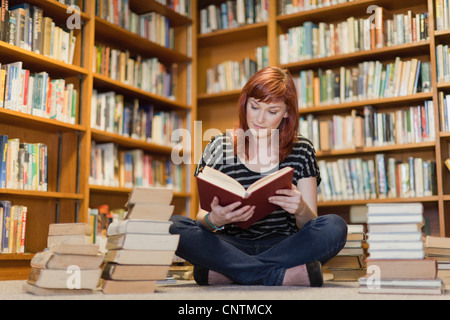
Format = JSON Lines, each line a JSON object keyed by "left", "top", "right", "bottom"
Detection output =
{"left": 234, "top": 66, "right": 299, "bottom": 163}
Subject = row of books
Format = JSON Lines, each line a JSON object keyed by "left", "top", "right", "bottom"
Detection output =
{"left": 435, "top": 0, "right": 450, "bottom": 31}
{"left": 92, "top": 45, "right": 176, "bottom": 100}
{"left": 0, "top": 201, "right": 27, "bottom": 254}
{"left": 91, "top": 91, "right": 183, "bottom": 146}
{"left": 279, "top": 9, "right": 429, "bottom": 64}
{"left": 0, "top": 61, "right": 78, "bottom": 125}
{"left": 0, "top": 3, "right": 76, "bottom": 65}
{"left": 94, "top": 1, "right": 182, "bottom": 48}
{"left": 359, "top": 203, "right": 443, "bottom": 295}
{"left": 205, "top": 45, "right": 270, "bottom": 95}
{"left": 436, "top": 44, "right": 450, "bottom": 83}
{"left": 57, "top": 0, "right": 79, "bottom": 6}
{"left": 89, "top": 141, "right": 183, "bottom": 192}
{"left": 89, "top": 204, "right": 126, "bottom": 248}
{"left": 155, "top": 0, "right": 191, "bottom": 17}
{"left": 0, "top": 136, "right": 48, "bottom": 192}
{"left": 135, "top": 12, "right": 174, "bottom": 50}
{"left": 299, "top": 102, "right": 436, "bottom": 152}
{"left": 317, "top": 155, "right": 437, "bottom": 202}
{"left": 293, "top": 58, "right": 432, "bottom": 109}
{"left": 206, "top": 58, "right": 258, "bottom": 94}
{"left": 95, "top": 0, "right": 191, "bottom": 30}
{"left": 278, "top": 0, "right": 352, "bottom": 16}
{"left": 199, "top": 0, "right": 268, "bottom": 34}
{"left": 438, "top": 92, "right": 450, "bottom": 132}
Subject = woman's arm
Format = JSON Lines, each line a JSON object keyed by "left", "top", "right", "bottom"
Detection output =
{"left": 294, "top": 177, "right": 318, "bottom": 228}
{"left": 196, "top": 208, "right": 215, "bottom": 231}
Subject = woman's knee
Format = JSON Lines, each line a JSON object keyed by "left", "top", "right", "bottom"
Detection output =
{"left": 169, "top": 215, "right": 197, "bottom": 234}
{"left": 316, "top": 214, "right": 348, "bottom": 247}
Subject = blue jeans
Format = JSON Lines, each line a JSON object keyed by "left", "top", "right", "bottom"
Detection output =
{"left": 169, "top": 214, "right": 348, "bottom": 286}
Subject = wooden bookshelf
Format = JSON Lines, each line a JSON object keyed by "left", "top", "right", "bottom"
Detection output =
{"left": 0, "top": 0, "right": 196, "bottom": 280}
{"left": 196, "top": 0, "right": 450, "bottom": 237}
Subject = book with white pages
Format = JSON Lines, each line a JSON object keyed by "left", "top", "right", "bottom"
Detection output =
{"left": 107, "top": 220, "right": 172, "bottom": 236}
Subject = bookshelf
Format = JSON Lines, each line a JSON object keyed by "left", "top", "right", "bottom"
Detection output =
{"left": 195, "top": 0, "right": 450, "bottom": 237}
{"left": 0, "top": 0, "right": 195, "bottom": 280}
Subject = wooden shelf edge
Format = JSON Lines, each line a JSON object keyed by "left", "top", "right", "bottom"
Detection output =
{"left": 0, "top": 41, "right": 88, "bottom": 76}
{"left": 129, "top": 0, "right": 192, "bottom": 26}
{"left": 298, "top": 92, "right": 434, "bottom": 114}
{"left": 197, "top": 22, "right": 268, "bottom": 46}
{"left": 281, "top": 40, "right": 430, "bottom": 70}
{"left": 197, "top": 89, "right": 241, "bottom": 103}
{"left": 277, "top": 0, "right": 378, "bottom": 23}
{"left": 0, "top": 108, "right": 86, "bottom": 133}
{"left": 94, "top": 17, "right": 191, "bottom": 64}
{"left": 31, "top": 0, "right": 91, "bottom": 21}
{"left": 316, "top": 141, "right": 436, "bottom": 157}
{"left": 93, "top": 73, "right": 191, "bottom": 110}
{"left": 0, "top": 253, "right": 35, "bottom": 261}
{"left": 90, "top": 128, "right": 177, "bottom": 154}
{"left": 319, "top": 196, "right": 439, "bottom": 207}
{"left": 89, "top": 184, "right": 189, "bottom": 198}
{"left": 0, "top": 189, "right": 84, "bottom": 200}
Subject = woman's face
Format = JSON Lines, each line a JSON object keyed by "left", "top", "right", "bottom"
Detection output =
{"left": 246, "top": 97, "right": 288, "bottom": 139}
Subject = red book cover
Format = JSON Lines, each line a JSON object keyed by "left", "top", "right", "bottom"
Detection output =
{"left": 196, "top": 166, "right": 294, "bottom": 229}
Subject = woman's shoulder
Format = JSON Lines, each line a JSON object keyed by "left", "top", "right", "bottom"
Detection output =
{"left": 293, "top": 135, "right": 316, "bottom": 152}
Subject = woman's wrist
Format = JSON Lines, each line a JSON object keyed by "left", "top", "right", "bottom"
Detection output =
{"left": 205, "top": 212, "right": 224, "bottom": 231}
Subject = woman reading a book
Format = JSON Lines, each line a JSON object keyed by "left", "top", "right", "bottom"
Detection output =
{"left": 170, "top": 66, "right": 348, "bottom": 287}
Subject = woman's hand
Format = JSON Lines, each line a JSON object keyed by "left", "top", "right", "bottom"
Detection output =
{"left": 208, "top": 196, "right": 255, "bottom": 227}
{"left": 268, "top": 184, "right": 306, "bottom": 216}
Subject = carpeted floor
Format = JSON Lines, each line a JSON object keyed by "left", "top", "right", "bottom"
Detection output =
{"left": 1, "top": 279, "right": 450, "bottom": 300}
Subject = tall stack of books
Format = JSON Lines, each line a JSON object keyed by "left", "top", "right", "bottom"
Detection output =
{"left": 23, "top": 223, "right": 103, "bottom": 296}
{"left": 425, "top": 236, "right": 450, "bottom": 291}
{"left": 324, "top": 224, "right": 367, "bottom": 281}
{"left": 358, "top": 203, "right": 443, "bottom": 295}
{"left": 100, "top": 187, "right": 180, "bottom": 294}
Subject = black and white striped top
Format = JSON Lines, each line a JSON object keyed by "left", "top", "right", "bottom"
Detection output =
{"left": 195, "top": 133, "right": 321, "bottom": 240}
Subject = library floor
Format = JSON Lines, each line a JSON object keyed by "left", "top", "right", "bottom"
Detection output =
{"left": 1, "top": 279, "right": 450, "bottom": 300}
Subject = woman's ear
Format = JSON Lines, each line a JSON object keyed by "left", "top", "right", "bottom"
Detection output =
{"left": 283, "top": 112, "right": 288, "bottom": 119}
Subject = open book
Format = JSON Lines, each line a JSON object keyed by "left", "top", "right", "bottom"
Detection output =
{"left": 196, "top": 166, "right": 294, "bottom": 229}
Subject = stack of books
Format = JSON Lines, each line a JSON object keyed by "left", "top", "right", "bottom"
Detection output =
{"left": 324, "top": 224, "right": 367, "bottom": 281}
{"left": 358, "top": 203, "right": 443, "bottom": 295}
{"left": 23, "top": 223, "right": 103, "bottom": 296}
{"left": 425, "top": 236, "right": 450, "bottom": 291}
{"left": 100, "top": 187, "right": 180, "bottom": 294}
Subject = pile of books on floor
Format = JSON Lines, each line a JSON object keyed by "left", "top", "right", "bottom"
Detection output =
{"left": 323, "top": 224, "right": 367, "bottom": 281}
{"left": 425, "top": 235, "right": 450, "bottom": 291}
{"left": 358, "top": 203, "right": 443, "bottom": 295}
{"left": 100, "top": 187, "right": 180, "bottom": 294}
{"left": 23, "top": 223, "right": 103, "bottom": 296}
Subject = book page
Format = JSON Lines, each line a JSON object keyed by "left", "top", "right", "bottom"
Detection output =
{"left": 198, "top": 166, "right": 246, "bottom": 196}
{"left": 247, "top": 167, "right": 293, "bottom": 193}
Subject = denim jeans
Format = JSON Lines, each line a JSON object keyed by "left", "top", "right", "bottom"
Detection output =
{"left": 169, "top": 214, "right": 348, "bottom": 286}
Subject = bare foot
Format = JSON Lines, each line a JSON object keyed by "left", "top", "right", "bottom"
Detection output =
{"left": 208, "top": 270, "right": 234, "bottom": 285}
{"left": 282, "top": 264, "right": 311, "bottom": 286}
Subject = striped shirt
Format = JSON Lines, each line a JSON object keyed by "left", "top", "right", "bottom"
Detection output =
{"left": 195, "top": 133, "right": 321, "bottom": 240}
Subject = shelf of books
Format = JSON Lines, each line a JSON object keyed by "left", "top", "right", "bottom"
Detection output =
{"left": 277, "top": 0, "right": 445, "bottom": 236}
{"left": 0, "top": 0, "right": 91, "bottom": 279}
{"left": 0, "top": 0, "right": 195, "bottom": 280}
{"left": 87, "top": 0, "right": 194, "bottom": 259}
{"left": 195, "top": 0, "right": 450, "bottom": 239}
